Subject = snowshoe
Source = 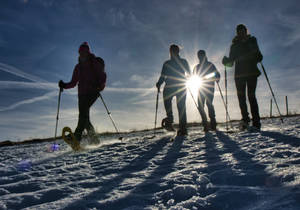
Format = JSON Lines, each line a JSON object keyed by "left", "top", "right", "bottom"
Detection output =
{"left": 62, "top": 127, "right": 82, "bottom": 151}
{"left": 161, "top": 118, "right": 175, "bottom": 132}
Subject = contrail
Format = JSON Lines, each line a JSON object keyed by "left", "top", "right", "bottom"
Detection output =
{"left": 0, "top": 91, "right": 57, "bottom": 112}
{"left": 0, "top": 81, "right": 56, "bottom": 90}
{"left": 0, "top": 62, "right": 47, "bottom": 83}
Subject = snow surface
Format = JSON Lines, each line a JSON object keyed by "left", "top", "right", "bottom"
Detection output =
{"left": 1, "top": 116, "right": 300, "bottom": 210}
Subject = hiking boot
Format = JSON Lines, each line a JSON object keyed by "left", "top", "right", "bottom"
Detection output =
{"left": 202, "top": 121, "right": 209, "bottom": 133}
{"left": 74, "top": 132, "right": 82, "bottom": 142}
{"left": 249, "top": 126, "right": 261, "bottom": 132}
{"left": 239, "top": 121, "right": 249, "bottom": 131}
{"left": 210, "top": 118, "right": 217, "bottom": 131}
{"left": 252, "top": 121, "right": 261, "bottom": 131}
{"left": 161, "top": 118, "right": 175, "bottom": 131}
{"left": 177, "top": 128, "right": 188, "bottom": 136}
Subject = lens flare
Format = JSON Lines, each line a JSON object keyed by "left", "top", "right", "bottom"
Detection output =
{"left": 17, "top": 159, "right": 32, "bottom": 171}
{"left": 186, "top": 75, "right": 202, "bottom": 97}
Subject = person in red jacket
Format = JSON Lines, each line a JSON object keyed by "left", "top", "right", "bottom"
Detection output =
{"left": 59, "top": 42, "right": 106, "bottom": 142}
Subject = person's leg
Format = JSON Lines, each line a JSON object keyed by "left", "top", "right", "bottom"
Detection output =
{"left": 198, "top": 91, "right": 208, "bottom": 130}
{"left": 163, "top": 87, "right": 174, "bottom": 123}
{"left": 247, "top": 77, "right": 261, "bottom": 129}
{"left": 235, "top": 78, "right": 250, "bottom": 124}
{"left": 74, "top": 95, "right": 89, "bottom": 141}
{"left": 84, "top": 93, "right": 99, "bottom": 136}
{"left": 176, "top": 89, "right": 187, "bottom": 134}
{"left": 206, "top": 86, "right": 217, "bottom": 130}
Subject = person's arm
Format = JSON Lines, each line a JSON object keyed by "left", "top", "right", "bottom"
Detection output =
{"left": 227, "top": 44, "right": 236, "bottom": 66}
{"left": 184, "top": 59, "right": 191, "bottom": 76}
{"left": 222, "top": 44, "right": 235, "bottom": 67}
{"left": 156, "top": 63, "right": 167, "bottom": 89}
{"left": 249, "top": 37, "right": 263, "bottom": 62}
{"left": 64, "top": 65, "right": 79, "bottom": 89}
{"left": 214, "top": 65, "right": 221, "bottom": 82}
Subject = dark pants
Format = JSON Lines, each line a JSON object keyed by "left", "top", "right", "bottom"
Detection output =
{"left": 74, "top": 93, "right": 99, "bottom": 141}
{"left": 197, "top": 86, "right": 216, "bottom": 125}
{"left": 163, "top": 86, "right": 187, "bottom": 130}
{"left": 235, "top": 76, "right": 261, "bottom": 128}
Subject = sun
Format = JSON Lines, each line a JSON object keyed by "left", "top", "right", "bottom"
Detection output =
{"left": 186, "top": 75, "right": 202, "bottom": 97}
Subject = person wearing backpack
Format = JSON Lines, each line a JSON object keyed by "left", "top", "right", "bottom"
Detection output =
{"left": 222, "top": 24, "right": 263, "bottom": 130}
{"left": 156, "top": 44, "right": 191, "bottom": 136}
{"left": 193, "top": 50, "right": 220, "bottom": 132}
{"left": 59, "top": 42, "right": 106, "bottom": 141}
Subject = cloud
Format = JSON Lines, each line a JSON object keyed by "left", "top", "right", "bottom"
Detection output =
{"left": 110, "top": 81, "right": 123, "bottom": 87}
{"left": 275, "top": 13, "right": 300, "bottom": 46}
{"left": 129, "top": 73, "right": 158, "bottom": 88}
{"left": 106, "top": 86, "right": 155, "bottom": 94}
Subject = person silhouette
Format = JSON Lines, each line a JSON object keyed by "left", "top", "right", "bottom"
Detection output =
{"left": 156, "top": 44, "right": 191, "bottom": 136}
{"left": 222, "top": 24, "right": 263, "bottom": 130}
{"left": 59, "top": 42, "right": 106, "bottom": 142}
{"left": 193, "top": 50, "right": 220, "bottom": 132}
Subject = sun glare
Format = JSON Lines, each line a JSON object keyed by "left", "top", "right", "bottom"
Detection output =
{"left": 186, "top": 75, "right": 202, "bottom": 97}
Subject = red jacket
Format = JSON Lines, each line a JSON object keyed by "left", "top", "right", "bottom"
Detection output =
{"left": 65, "top": 54, "right": 106, "bottom": 95}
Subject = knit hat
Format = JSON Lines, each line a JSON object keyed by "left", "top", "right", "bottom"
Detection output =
{"left": 78, "top": 42, "right": 90, "bottom": 53}
{"left": 236, "top": 24, "right": 247, "bottom": 32}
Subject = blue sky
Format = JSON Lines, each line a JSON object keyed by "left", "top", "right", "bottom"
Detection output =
{"left": 1, "top": 0, "right": 300, "bottom": 141}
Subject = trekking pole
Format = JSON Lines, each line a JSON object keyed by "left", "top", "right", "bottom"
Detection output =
{"left": 99, "top": 93, "right": 123, "bottom": 140}
{"left": 216, "top": 82, "right": 232, "bottom": 127}
{"left": 154, "top": 89, "right": 160, "bottom": 135}
{"left": 54, "top": 88, "right": 63, "bottom": 140}
{"left": 187, "top": 87, "right": 199, "bottom": 112}
{"left": 225, "top": 66, "right": 228, "bottom": 131}
{"left": 260, "top": 62, "right": 284, "bottom": 123}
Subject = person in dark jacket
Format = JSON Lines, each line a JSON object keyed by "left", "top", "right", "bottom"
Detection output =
{"left": 222, "top": 24, "right": 263, "bottom": 130}
{"left": 59, "top": 42, "right": 106, "bottom": 141}
{"left": 193, "top": 50, "right": 220, "bottom": 132}
{"left": 156, "top": 44, "right": 191, "bottom": 136}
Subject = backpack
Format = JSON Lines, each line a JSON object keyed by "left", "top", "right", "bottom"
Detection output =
{"left": 94, "top": 56, "right": 107, "bottom": 91}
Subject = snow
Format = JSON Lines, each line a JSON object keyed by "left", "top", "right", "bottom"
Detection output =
{"left": 1, "top": 116, "right": 300, "bottom": 209}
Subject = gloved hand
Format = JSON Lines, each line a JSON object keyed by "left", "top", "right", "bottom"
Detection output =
{"left": 156, "top": 82, "right": 161, "bottom": 92}
{"left": 215, "top": 72, "right": 221, "bottom": 83}
{"left": 58, "top": 80, "right": 66, "bottom": 90}
{"left": 222, "top": 56, "right": 229, "bottom": 65}
{"left": 97, "top": 83, "right": 105, "bottom": 92}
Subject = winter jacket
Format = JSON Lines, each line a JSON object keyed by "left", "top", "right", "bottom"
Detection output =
{"left": 226, "top": 35, "right": 263, "bottom": 79}
{"left": 157, "top": 56, "right": 191, "bottom": 88}
{"left": 65, "top": 54, "right": 106, "bottom": 95}
{"left": 194, "top": 59, "right": 220, "bottom": 86}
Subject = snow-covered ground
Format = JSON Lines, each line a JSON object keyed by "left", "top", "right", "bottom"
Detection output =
{"left": 1, "top": 116, "right": 300, "bottom": 210}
